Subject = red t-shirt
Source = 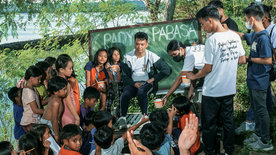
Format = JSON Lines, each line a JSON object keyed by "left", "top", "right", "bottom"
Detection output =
{"left": 59, "top": 145, "right": 82, "bottom": 155}
{"left": 178, "top": 111, "right": 200, "bottom": 155}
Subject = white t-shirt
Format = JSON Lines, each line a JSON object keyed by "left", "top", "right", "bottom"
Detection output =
{"left": 131, "top": 56, "right": 149, "bottom": 81}
{"left": 124, "top": 49, "right": 160, "bottom": 82}
{"left": 202, "top": 30, "right": 245, "bottom": 97}
{"left": 90, "top": 137, "right": 124, "bottom": 155}
{"left": 266, "top": 21, "right": 276, "bottom": 48}
{"left": 182, "top": 44, "right": 205, "bottom": 71}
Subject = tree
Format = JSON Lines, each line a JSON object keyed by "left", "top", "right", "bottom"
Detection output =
{"left": 141, "top": 0, "right": 162, "bottom": 21}
{"left": 163, "top": 0, "right": 177, "bottom": 21}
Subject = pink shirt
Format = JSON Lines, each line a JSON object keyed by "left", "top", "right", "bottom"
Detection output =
{"left": 61, "top": 88, "right": 76, "bottom": 126}
{"left": 20, "top": 88, "right": 41, "bottom": 126}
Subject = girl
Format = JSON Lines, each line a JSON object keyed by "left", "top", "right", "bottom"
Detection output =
{"left": 106, "top": 47, "right": 122, "bottom": 82}
{"left": 30, "top": 124, "right": 52, "bottom": 155}
{"left": 0, "top": 141, "right": 17, "bottom": 155}
{"left": 20, "top": 66, "right": 44, "bottom": 132}
{"left": 172, "top": 96, "right": 200, "bottom": 155}
{"left": 55, "top": 54, "right": 80, "bottom": 126}
{"left": 86, "top": 49, "right": 109, "bottom": 111}
{"left": 19, "top": 133, "right": 39, "bottom": 155}
{"left": 68, "top": 70, "right": 80, "bottom": 115}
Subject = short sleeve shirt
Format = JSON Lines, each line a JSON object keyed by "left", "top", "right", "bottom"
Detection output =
{"left": 266, "top": 21, "right": 276, "bottom": 48}
{"left": 247, "top": 30, "right": 272, "bottom": 90}
{"left": 20, "top": 88, "right": 41, "bottom": 126}
{"left": 202, "top": 30, "right": 245, "bottom": 97}
{"left": 154, "top": 134, "right": 172, "bottom": 155}
{"left": 90, "top": 137, "right": 124, "bottom": 155}
{"left": 182, "top": 45, "right": 205, "bottom": 71}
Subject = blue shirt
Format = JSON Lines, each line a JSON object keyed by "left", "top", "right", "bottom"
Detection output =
{"left": 154, "top": 134, "right": 172, "bottom": 155}
{"left": 13, "top": 103, "right": 26, "bottom": 139}
{"left": 245, "top": 30, "right": 272, "bottom": 90}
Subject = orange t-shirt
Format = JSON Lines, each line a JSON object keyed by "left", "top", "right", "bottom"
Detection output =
{"left": 72, "top": 80, "right": 80, "bottom": 115}
{"left": 90, "top": 67, "right": 107, "bottom": 90}
{"left": 178, "top": 111, "right": 200, "bottom": 155}
{"left": 58, "top": 145, "right": 82, "bottom": 155}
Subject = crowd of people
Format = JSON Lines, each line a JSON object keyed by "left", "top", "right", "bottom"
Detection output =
{"left": 1, "top": 0, "right": 276, "bottom": 155}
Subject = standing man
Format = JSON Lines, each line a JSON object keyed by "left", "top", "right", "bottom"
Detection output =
{"left": 241, "top": 4, "right": 273, "bottom": 151}
{"left": 208, "top": 0, "right": 239, "bottom": 32}
{"left": 187, "top": 5, "right": 246, "bottom": 154}
{"left": 118, "top": 32, "right": 170, "bottom": 128}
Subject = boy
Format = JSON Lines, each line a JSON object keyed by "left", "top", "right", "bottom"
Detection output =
{"left": 143, "top": 108, "right": 176, "bottom": 155}
{"left": 186, "top": 5, "right": 246, "bottom": 154}
{"left": 8, "top": 87, "right": 26, "bottom": 143}
{"left": 80, "top": 86, "right": 100, "bottom": 127}
{"left": 242, "top": 4, "right": 273, "bottom": 151}
{"left": 91, "top": 114, "right": 149, "bottom": 155}
{"left": 40, "top": 76, "right": 68, "bottom": 141}
{"left": 59, "top": 124, "right": 83, "bottom": 155}
{"left": 80, "top": 111, "right": 96, "bottom": 155}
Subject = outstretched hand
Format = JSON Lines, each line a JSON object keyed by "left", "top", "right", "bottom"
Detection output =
{"left": 178, "top": 114, "right": 198, "bottom": 155}
{"left": 127, "top": 130, "right": 152, "bottom": 155}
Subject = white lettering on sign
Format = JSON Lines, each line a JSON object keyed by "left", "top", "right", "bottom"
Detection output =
{"left": 100, "top": 22, "right": 198, "bottom": 48}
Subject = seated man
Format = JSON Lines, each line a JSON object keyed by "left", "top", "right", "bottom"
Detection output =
{"left": 118, "top": 32, "right": 170, "bottom": 128}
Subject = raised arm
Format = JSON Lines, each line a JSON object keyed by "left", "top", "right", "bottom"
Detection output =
{"left": 122, "top": 114, "right": 149, "bottom": 141}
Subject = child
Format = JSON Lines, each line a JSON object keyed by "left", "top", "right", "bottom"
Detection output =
{"left": 80, "top": 111, "right": 96, "bottom": 155}
{"left": 80, "top": 86, "right": 100, "bottom": 127}
{"left": 144, "top": 108, "right": 176, "bottom": 155}
{"left": 55, "top": 54, "right": 80, "bottom": 126}
{"left": 44, "top": 56, "right": 56, "bottom": 69}
{"left": 19, "top": 133, "right": 39, "bottom": 155}
{"left": 59, "top": 124, "right": 83, "bottom": 155}
{"left": 0, "top": 141, "right": 17, "bottom": 155}
{"left": 29, "top": 124, "right": 52, "bottom": 155}
{"left": 79, "top": 111, "right": 113, "bottom": 155}
{"left": 35, "top": 61, "right": 51, "bottom": 102}
{"left": 68, "top": 71, "right": 81, "bottom": 116}
{"left": 8, "top": 87, "right": 26, "bottom": 143}
{"left": 21, "top": 65, "right": 44, "bottom": 132}
{"left": 106, "top": 47, "right": 122, "bottom": 82}
{"left": 91, "top": 114, "right": 149, "bottom": 155}
{"left": 172, "top": 96, "right": 200, "bottom": 155}
{"left": 40, "top": 76, "right": 68, "bottom": 140}
{"left": 85, "top": 49, "right": 109, "bottom": 111}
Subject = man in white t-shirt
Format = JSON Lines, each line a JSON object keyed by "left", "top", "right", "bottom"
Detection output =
{"left": 163, "top": 40, "right": 205, "bottom": 105}
{"left": 186, "top": 5, "right": 246, "bottom": 155}
{"left": 118, "top": 32, "right": 170, "bottom": 129}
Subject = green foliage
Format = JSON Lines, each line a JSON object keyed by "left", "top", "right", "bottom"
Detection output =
{"left": 0, "top": 38, "right": 87, "bottom": 142}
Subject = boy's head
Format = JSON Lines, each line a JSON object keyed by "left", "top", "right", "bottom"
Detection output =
{"left": 196, "top": 5, "right": 221, "bottom": 33}
{"left": 47, "top": 76, "right": 68, "bottom": 98}
{"left": 140, "top": 123, "right": 165, "bottom": 151}
{"left": 172, "top": 95, "right": 191, "bottom": 116}
{"left": 134, "top": 32, "right": 148, "bottom": 42}
{"left": 8, "top": 87, "right": 22, "bottom": 105}
{"left": 60, "top": 124, "right": 83, "bottom": 151}
{"left": 262, "top": 4, "right": 272, "bottom": 23}
{"left": 244, "top": 3, "right": 264, "bottom": 27}
{"left": 83, "top": 87, "right": 100, "bottom": 108}
{"left": 208, "top": 0, "right": 224, "bottom": 19}
{"left": 149, "top": 109, "right": 169, "bottom": 130}
{"left": 94, "top": 126, "right": 113, "bottom": 149}
{"left": 84, "top": 111, "right": 96, "bottom": 130}
{"left": 93, "top": 111, "right": 113, "bottom": 129}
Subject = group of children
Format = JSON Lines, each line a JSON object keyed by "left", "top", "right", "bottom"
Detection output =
{"left": 2, "top": 44, "right": 200, "bottom": 154}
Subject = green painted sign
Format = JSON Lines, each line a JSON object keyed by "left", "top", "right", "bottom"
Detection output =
{"left": 88, "top": 19, "right": 202, "bottom": 89}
